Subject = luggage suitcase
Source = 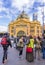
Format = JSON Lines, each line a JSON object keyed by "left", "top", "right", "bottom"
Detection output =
{"left": 26, "top": 52, "right": 34, "bottom": 62}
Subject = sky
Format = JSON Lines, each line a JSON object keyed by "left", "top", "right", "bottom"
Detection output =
{"left": 0, "top": 0, "right": 45, "bottom": 32}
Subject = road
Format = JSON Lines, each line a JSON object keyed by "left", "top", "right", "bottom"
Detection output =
{"left": 0, "top": 45, "right": 45, "bottom": 65}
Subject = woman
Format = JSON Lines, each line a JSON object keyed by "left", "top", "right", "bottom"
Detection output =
{"left": 36, "top": 36, "right": 41, "bottom": 60}
{"left": 18, "top": 37, "right": 24, "bottom": 58}
{"left": 26, "top": 36, "right": 34, "bottom": 62}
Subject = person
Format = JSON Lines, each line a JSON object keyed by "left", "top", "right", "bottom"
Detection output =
{"left": 17, "top": 37, "right": 24, "bottom": 58}
{"left": 1, "top": 35, "right": 12, "bottom": 64}
{"left": 35, "top": 36, "right": 41, "bottom": 60}
{"left": 26, "top": 36, "right": 34, "bottom": 62}
{"left": 34, "top": 37, "right": 37, "bottom": 59}
{"left": 14, "top": 36, "right": 17, "bottom": 48}
{"left": 41, "top": 35, "right": 45, "bottom": 59}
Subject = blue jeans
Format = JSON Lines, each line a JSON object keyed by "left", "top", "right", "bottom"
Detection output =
{"left": 42, "top": 48, "right": 45, "bottom": 59}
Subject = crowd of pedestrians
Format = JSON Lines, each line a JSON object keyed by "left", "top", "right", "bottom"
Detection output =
{"left": 0, "top": 34, "right": 45, "bottom": 64}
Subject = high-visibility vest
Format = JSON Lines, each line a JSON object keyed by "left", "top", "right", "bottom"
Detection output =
{"left": 27, "top": 39, "right": 34, "bottom": 48}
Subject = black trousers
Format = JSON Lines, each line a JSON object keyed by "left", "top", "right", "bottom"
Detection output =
{"left": 2, "top": 45, "right": 8, "bottom": 63}
{"left": 19, "top": 47, "right": 23, "bottom": 56}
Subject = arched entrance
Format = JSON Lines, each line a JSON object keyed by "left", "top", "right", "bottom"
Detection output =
{"left": 17, "top": 30, "right": 26, "bottom": 37}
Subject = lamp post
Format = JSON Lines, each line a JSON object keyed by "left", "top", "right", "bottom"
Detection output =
{"left": 42, "top": 9, "right": 44, "bottom": 36}
{"left": 39, "top": 2, "right": 44, "bottom": 37}
{"left": 41, "top": 3, "right": 44, "bottom": 37}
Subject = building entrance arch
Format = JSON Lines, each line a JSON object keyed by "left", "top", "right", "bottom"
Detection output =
{"left": 17, "top": 30, "right": 26, "bottom": 37}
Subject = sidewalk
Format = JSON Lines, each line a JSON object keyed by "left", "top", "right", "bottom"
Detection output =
{"left": 0, "top": 47, "right": 45, "bottom": 65}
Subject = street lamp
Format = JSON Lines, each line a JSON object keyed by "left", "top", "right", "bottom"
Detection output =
{"left": 41, "top": 3, "right": 44, "bottom": 37}
{"left": 39, "top": 2, "right": 44, "bottom": 37}
{"left": 42, "top": 8, "right": 44, "bottom": 36}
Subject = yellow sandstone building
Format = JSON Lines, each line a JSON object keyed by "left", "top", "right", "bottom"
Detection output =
{"left": 8, "top": 11, "right": 42, "bottom": 37}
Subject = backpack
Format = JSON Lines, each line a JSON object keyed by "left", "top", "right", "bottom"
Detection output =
{"left": 1, "top": 37, "right": 7, "bottom": 45}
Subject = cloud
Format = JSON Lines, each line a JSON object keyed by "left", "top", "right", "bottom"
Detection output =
{"left": 0, "top": 0, "right": 45, "bottom": 26}
{"left": 0, "top": 0, "right": 35, "bottom": 20}
{"left": 44, "top": 7, "right": 45, "bottom": 23}
{"left": 35, "top": 0, "right": 45, "bottom": 3}
{"left": 32, "top": 0, "right": 45, "bottom": 24}
{"left": 11, "top": 0, "right": 29, "bottom": 8}
{"left": 0, "top": 15, "right": 3, "bottom": 18}
{"left": 37, "top": 7, "right": 45, "bottom": 24}
{"left": 0, "top": 0, "right": 11, "bottom": 19}
{"left": 0, "top": 26, "right": 8, "bottom": 32}
{"left": 0, "top": 1, "right": 3, "bottom": 5}
{"left": 11, "top": 0, "right": 35, "bottom": 10}
{"left": 44, "top": 7, "right": 45, "bottom": 15}
{"left": 0, "top": 6, "right": 9, "bottom": 14}
{"left": 0, "top": 0, "right": 20, "bottom": 20}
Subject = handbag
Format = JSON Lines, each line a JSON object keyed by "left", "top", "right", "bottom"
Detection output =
{"left": 26, "top": 47, "right": 33, "bottom": 53}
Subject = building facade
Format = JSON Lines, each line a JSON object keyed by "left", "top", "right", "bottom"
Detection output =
{"left": 8, "top": 11, "right": 42, "bottom": 37}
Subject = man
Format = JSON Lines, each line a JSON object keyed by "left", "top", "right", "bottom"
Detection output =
{"left": 41, "top": 35, "right": 45, "bottom": 59}
{"left": 1, "top": 35, "right": 12, "bottom": 64}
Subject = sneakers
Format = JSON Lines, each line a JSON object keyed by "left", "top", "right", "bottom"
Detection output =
{"left": 2, "top": 59, "right": 7, "bottom": 64}
{"left": 5, "top": 59, "right": 7, "bottom": 62}
{"left": 2, "top": 61, "right": 5, "bottom": 64}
